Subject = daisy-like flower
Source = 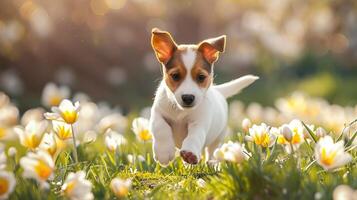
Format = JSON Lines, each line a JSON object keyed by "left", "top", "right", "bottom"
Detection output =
{"left": 315, "top": 136, "right": 352, "bottom": 171}
{"left": 39, "top": 133, "right": 62, "bottom": 159}
{"left": 14, "top": 120, "right": 48, "bottom": 150}
{"left": 246, "top": 123, "right": 276, "bottom": 147}
{"left": 213, "top": 141, "right": 250, "bottom": 163}
{"left": 61, "top": 171, "right": 93, "bottom": 200}
{"left": 44, "top": 99, "right": 80, "bottom": 124}
{"left": 20, "top": 151, "right": 55, "bottom": 185}
{"left": 52, "top": 121, "right": 72, "bottom": 140}
{"left": 110, "top": 177, "right": 132, "bottom": 198}
{"left": 104, "top": 129, "right": 126, "bottom": 152}
{"left": 42, "top": 83, "right": 70, "bottom": 108}
{"left": 277, "top": 120, "right": 305, "bottom": 153}
{"left": 0, "top": 171, "right": 16, "bottom": 199}
{"left": 132, "top": 117, "right": 152, "bottom": 142}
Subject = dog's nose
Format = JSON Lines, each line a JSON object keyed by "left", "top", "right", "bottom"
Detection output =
{"left": 181, "top": 94, "right": 195, "bottom": 106}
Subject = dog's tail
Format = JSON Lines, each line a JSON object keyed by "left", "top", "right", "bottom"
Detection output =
{"left": 213, "top": 75, "right": 259, "bottom": 98}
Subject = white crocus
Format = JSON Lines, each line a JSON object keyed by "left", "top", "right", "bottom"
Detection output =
{"left": 61, "top": 171, "right": 94, "bottom": 200}
{"left": 246, "top": 123, "right": 276, "bottom": 147}
{"left": 214, "top": 141, "right": 250, "bottom": 163}
{"left": 105, "top": 134, "right": 118, "bottom": 152}
{"left": 0, "top": 171, "right": 16, "bottom": 199}
{"left": 132, "top": 117, "right": 152, "bottom": 142}
{"left": 241, "top": 118, "right": 252, "bottom": 132}
{"left": 52, "top": 121, "right": 72, "bottom": 140}
{"left": 45, "top": 99, "right": 80, "bottom": 124}
{"left": 315, "top": 136, "right": 352, "bottom": 170}
{"left": 277, "top": 120, "right": 305, "bottom": 153}
{"left": 21, "top": 108, "right": 45, "bottom": 126}
{"left": 110, "top": 177, "right": 132, "bottom": 198}
{"left": 39, "top": 133, "right": 62, "bottom": 159}
{"left": 14, "top": 120, "right": 48, "bottom": 150}
{"left": 20, "top": 151, "right": 55, "bottom": 185}
{"left": 333, "top": 185, "right": 357, "bottom": 200}
{"left": 42, "top": 83, "right": 70, "bottom": 108}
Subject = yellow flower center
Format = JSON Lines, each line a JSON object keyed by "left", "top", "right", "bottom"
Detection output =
{"left": 0, "top": 127, "right": 6, "bottom": 139}
{"left": 61, "top": 111, "right": 78, "bottom": 124}
{"left": 254, "top": 133, "right": 270, "bottom": 147}
{"left": 138, "top": 130, "right": 152, "bottom": 141}
{"left": 115, "top": 187, "right": 129, "bottom": 197}
{"left": 0, "top": 178, "right": 9, "bottom": 195}
{"left": 34, "top": 160, "right": 52, "bottom": 180}
{"left": 49, "top": 96, "right": 62, "bottom": 107}
{"left": 291, "top": 132, "right": 301, "bottom": 144}
{"left": 321, "top": 148, "right": 337, "bottom": 166}
{"left": 56, "top": 125, "right": 72, "bottom": 140}
{"left": 24, "top": 133, "right": 42, "bottom": 149}
{"left": 63, "top": 181, "right": 76, "bottom": 195}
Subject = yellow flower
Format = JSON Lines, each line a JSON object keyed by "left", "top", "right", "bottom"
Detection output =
{"left": 14, "top": 120, "right": 48, "bottom": 150}
{"left": 246, "top": 123, "right": 276, "bottom": 147}
{"left": 20, "top": 151, "right": 55, "bottom": 185}
{"left": 315, "top": 136, "right": 352, "bottom": 170}
{"left": 110, "top": 177, "right": 132, "bottom": 198}
{"left": 0, "top": 171, "right": 16, "bottom": 199}
{"left": 52, "top": 121, "right": 72, "bottom": 140}
{"left": 132, "top": 117, "right": 152, "bottom": 142}
{"left": 41, "top": 83, "right": 70, "bottom": 107}
{"left": 61, "top": 171, "right": 93, "bottom": 200}
{"left": 45, "top": 99, "right": 80, "bottom": 124}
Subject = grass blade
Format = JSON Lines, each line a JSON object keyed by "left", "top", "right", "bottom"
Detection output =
{"left": 301, "top": 121, "right": 318, "bottom": 143}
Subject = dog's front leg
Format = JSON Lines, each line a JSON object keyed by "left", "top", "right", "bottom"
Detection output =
{"left": 180, "top": 124, "right": 206, "bottom": 164}
{"left": 150, "top": 111, "right": 176, "bottom": 166}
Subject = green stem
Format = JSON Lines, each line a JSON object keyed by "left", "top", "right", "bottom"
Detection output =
{"left": 71, "top": 124, "right": 78, "bottom": 164}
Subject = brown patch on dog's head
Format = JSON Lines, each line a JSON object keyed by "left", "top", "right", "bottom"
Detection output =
{"left": 163, "top": 47, "right": 189, "bottom": 92}
{"left": 191, "top": 52, "right": 212, "bottom": 89}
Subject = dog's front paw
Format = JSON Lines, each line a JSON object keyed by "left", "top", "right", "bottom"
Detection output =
{"left": 153, "top": 143, "right": 176, "bottom": 166}
{"left": 180, "top": 150, "right": 199, "bottom": 164}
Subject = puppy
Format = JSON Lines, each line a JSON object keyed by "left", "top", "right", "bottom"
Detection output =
{"left": 149, "top": 28, "right": 258, "bottom": 165}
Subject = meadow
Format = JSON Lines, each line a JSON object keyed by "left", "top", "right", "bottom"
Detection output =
{"left": 0, "top": 84, "right": 355, "bottom": 200}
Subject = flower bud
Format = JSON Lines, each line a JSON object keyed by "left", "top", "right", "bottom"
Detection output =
{"left": 8, "top": 147, "right": 17, "bottom": 157}
{"left": 316, "top": 127, "right": 327, "bottom": 138}
{"left": 280, "top": 125, "right": 293, "bottom": 142}
{"left": 241, "top": 118, "right": 252, "bottom": 132}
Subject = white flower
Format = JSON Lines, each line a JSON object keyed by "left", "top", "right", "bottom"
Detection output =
{"left": 0, "top": 171, "right": 16, "bottom": 199}
{"left": 61, "top": 171, "right": 93, "bottom": 200}
{"left": 20, "top": 151, "right": 55, "bottom": 185}
{"left": 246, "top": 123, "right": 276, "bottom": 147}
{"left": 214, "top": 141, "right": 250, "bottom": 163}
{"left": 14, "top": 120, "right": 48, "bottom": 150}
{"left": 241, "top": 118, "right": 252, "bottom": 132}
{"left": 333, "top": 185, "right": 357, "bottom": 200}
{"left": 132, "top": 117, "right": 152, "bottom": 142}
{"left": 196, "top": 178, "right": 206, "bottom": 188}
{"left": 110, "top": 177, "right": 132, "bottom": 198}
{"left": 315, "top": 136, "right": 352, "bottom": 170}
{"left": 52, "top": 120, "right": 72, "bottom": 140}
{"left": 45, "top": 99, "right": 80, "bottom": 124}
{"left": 105, "top": 129, "right": 127, "bottom": 152}
{"left": 39, "top": 133, "right": 62, "bottom": 159}
{"left": 0, "top": 145, "right": 6, "bottom": 170}
{"left": 21, "top": 108, "right": 45, "bottom": 126}
{"left": 277, "top": 120, "right": 305, "bottom": 153}
{"left": 42, "top": 83, "right": 70, "bottom": 107}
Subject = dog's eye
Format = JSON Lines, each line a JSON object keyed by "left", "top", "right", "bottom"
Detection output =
{"left": 171, "top": 73, "right": 180, "bottom": 81}
{"left": 197, "top": 74, "right": 206, "bottom": 83}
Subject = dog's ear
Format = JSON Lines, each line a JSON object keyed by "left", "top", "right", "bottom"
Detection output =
{"left": 198, "top": 35, "right": 226, "bottom": 64}
{"left": 151, "top": 28, "right": 177, "bottom": 64}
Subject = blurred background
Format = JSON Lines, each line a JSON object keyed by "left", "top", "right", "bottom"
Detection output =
{"left": 0, "top": 0, "right": 357, "bottom": 112}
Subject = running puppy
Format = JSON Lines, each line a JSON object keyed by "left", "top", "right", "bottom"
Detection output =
{"left": 149, "top": 28, "right": 258, "bottom": 165}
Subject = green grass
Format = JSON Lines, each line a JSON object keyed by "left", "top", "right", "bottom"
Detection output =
{"left": 4, "top": 122, "right": 356, "bottom": 200}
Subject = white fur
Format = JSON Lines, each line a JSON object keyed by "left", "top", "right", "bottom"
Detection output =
{"left": 150, "top": 49, "right": 258, "bottom": 166}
